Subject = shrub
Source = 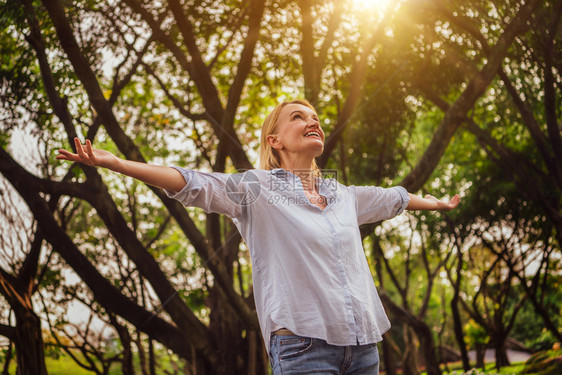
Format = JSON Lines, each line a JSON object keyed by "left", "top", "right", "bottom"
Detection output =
{"left": 522, "top": 347, "right": 562, "bottom": 375}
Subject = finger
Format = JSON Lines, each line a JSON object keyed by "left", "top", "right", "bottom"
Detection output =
{"left": 85, "top": 139, "right": 96, "bottom": 165}
{"left": 56, "top": 149, "right": 78, "bottom": 161}
{"left": 56, "top": 153, "right": 70, "bottom": 160}
{"left": 448, "top": 195, "right": 460, "bottom": 208}
{"left": 74, "top": 137, "right": 88, "bottom": 160}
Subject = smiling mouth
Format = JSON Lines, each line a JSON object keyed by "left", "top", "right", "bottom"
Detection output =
{"left": 304, "top": 131, "right": 322, "bottom": 139}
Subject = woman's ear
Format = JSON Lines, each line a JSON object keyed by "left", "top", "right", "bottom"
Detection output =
{"left": 267, "top": 134, "right": 283, "bottom": 150}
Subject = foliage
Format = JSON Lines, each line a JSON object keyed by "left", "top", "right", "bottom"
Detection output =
{"left": 0, "top": 349, "right": 185, "bottom": 375}
{"left": 1, "top": 354, "right": 95, "bottom": 375}
{"left": 442, "top": 362, "right": 528, "bottom": 374}
{"left": 522, "top": 347, "right": 562, "bottom": 375}
{"left": 0, "top": 0, "right": 560, "bottom": 374}
{"left": 512, "top": 278, "right": 562, "bottom": 352}
{"left": 464, "top": 319, "right": 489, "bottom": 349}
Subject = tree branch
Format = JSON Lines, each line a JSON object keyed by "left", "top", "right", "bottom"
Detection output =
{"left": 142, "top": 63, "right": 208, "bottom": 122}
{"left": 215, "top": 0, "right": 265, "bottom": 172}
{"left": 0, "top": 150, "right": 211, "bottom": 362}
{"left": 17, "top": 232, "right": 43, "bottom": 292}
{"left": 542, "top": 2, "right": 562, "bottom": 163}
{"left": 23, "top": 0, "right": 78, "bottom": 147}
{"left": 435, "top": 0, "right": 562, "bottom": 188}
{"left": 318, "top": 7, "right": 395, "bottom": 167}
{"left": 40, "top": 0, "right": 258, "bottom": 329}
{"left": 412, "top": 79, "right": 562, "bottom": 239}
{"left": 400, "top": 0, "right": 541, "bottom": 192}
{"left": 0, "top": 324, "right": 16, "bottom": 340}
{"left": 299, "top": 0, "right": 345, "bottom": 106}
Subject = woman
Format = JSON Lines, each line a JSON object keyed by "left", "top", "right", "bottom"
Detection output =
{"left": 57, "top": 99, "right": 459, "bottom": 374}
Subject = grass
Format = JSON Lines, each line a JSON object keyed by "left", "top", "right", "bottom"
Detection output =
{"left": 439, "top": 361, "right": 531, "bottom": 375}
{"left": 1, "top": 351, "right": 183, "bottom": 375}
{"left": 3, "top": 356, "right": 536, "bottom": 375}
{"left": 44, "top": 356, "right": 99, "bottom": 374}
{"left": 1, "top": 355, "right": 100, "bottom": 375}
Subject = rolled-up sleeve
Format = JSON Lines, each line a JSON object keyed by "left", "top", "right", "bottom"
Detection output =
{"left": 349, "top": 185, "right": 410, "bottom": 225}
{"left": 164, "top": 167, "right": 243, "bottom": 219}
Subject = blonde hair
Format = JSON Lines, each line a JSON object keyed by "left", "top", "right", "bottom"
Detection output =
{"left": 259, "top": 99, "right": 321, "bottom": 175}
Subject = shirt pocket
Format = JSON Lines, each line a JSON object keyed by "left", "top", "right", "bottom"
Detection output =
{"left": 334, "top": 208, "right": 360, "bottom": 228}
{"left": 279, "top": 336, "right": 314, "bottom": 360}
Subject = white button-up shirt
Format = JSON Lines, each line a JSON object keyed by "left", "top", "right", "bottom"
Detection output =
{"left": 166, "top": 167, "right": 409, "bottom": 352}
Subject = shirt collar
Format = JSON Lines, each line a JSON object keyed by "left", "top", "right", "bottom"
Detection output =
{"left": 269, "top": 168, "right": 287, "bottom": 177}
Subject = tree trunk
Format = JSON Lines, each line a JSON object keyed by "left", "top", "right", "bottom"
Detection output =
{"left": 475, "top": 343, "right": 486, "bottom": 369}
{"left": 414, "top": 323, "right": 442, "bottom": 375}
{"left": 0, "top": 267, "right": 47, "bottom": 375}
{"left": 2, "top": 341, "right": 13, "bottom": 375}
{"left": 148, "top": 338, "right": 156, "bottom": 375}
{"left": 380, "top": 294, "right": 442, "bottom": 375}
{"left": 208, "top": 284, "right": 246, "bottom": 374}
{"left": 492, "top": 336, "right": 510, "bottom": 370}
{"left": 110, "top": 315, "right": 134, "bottom": 375}
{"left": 451, "top": 296, "right": 470, "bottom": 371}
{"left": 14, "top": 309, "right": 48, "bottom": 375}
{"left": 381, "top": 333, "right": 397, "bottom": 375}
{"left": 450, "top": 250, "right": 470, "bottom": 371}
{"left": 402, "top": 325, "right": 419, "bottom": 375}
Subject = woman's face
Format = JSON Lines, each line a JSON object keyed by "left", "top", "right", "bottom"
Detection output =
{"left": 267, "top": 103, "right": 325, "bottom": 158}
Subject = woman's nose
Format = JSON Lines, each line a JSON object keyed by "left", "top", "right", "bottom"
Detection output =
{"left": 308, "top": 118, "right": 320, "bottom": 127}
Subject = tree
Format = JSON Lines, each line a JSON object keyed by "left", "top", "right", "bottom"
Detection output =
{"left": 0, "top": 0, "right": 550, "bottom": 373}
{"left": 372, "top": 216, "right": 455, "bottom": 375}
{"left": 0, "top": 179, "right": 48, "bottom": 374}
{"left": 414, "top": 0, "right": 562, "bottom": 247}
{"left": 344, "top": 0, "right": 544, "bottom": 373}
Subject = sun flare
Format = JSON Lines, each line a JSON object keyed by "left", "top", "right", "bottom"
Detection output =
{"left": 351, "top": 0, "right": 389, "bottom": 10}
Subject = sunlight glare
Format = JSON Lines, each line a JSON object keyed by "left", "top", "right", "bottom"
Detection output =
{"left": 351, "top": 0, "right": 389, "bottom": 10}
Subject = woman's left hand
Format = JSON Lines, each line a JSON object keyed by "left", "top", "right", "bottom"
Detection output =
{"left": 424, "top": 194, "right": 460, "bottom": 212}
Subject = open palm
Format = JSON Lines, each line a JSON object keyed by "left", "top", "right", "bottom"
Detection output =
{"left": 56, "top": 138, "right": 120, "bottom": 170}
{"left": 424, "top": 194, "right": 460, "bottom": 212}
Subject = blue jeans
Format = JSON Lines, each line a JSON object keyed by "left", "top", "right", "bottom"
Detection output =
{"left": 269, "top": 334, "right": 380, "bottom": 375}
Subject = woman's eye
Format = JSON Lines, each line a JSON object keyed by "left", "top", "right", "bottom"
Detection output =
{"left": 293, "top": 115, "right": 302, "bottom": 120}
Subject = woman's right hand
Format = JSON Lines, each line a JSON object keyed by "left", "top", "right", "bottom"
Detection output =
{"left": 57, "top": 137, "right": 186, "bottom": 191}
{"left": 56, "top": 137, "right": 121, "bottom": 170}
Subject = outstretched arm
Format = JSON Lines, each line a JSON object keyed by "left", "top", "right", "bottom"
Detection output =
{"left": 56, "top": 138, "right": 186, "bottom": 192}
{"left": 406, "top": 193, "right": 460, "bottom": 212}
